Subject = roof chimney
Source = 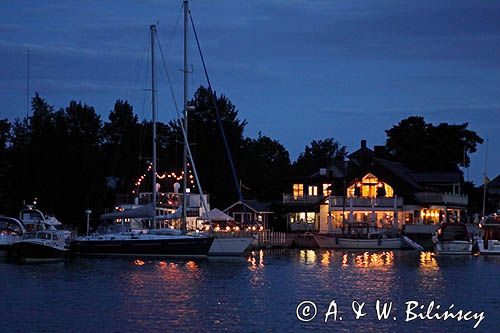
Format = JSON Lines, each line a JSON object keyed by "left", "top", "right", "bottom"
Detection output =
{"left": 361, "top": 139, "right": 367, "bottom": 149}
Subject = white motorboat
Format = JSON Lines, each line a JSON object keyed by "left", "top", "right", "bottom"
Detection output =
{"left": 11, "top": 206, "right": 74, "bottom": 262}
{"left": 475, "top": 213, "right": 500, "bottom": 255}
{"left": 314, "top": 222, "right": 404, "bottom": 250}
{"left": 11, "top": 229, "right": 71, "bottom": 263}
{"left": 433, "top": 223, "right": 472, "bottom": 255}
{"left": 0, "top": 217, "right": 25, "bottom": 257}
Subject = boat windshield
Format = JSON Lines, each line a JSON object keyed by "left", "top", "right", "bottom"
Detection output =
{"left": 0, "top": 218, "right": 23, "bottom": 235}
{"left": 440, "top": 225, "right": 469, "bottom": 241}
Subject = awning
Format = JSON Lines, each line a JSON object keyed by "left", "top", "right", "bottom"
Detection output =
{"left": 198, "top": 208, "right": 234, "bottom": 221}
{"left": 100, "top": 203, "right": 155, "bottom": 220}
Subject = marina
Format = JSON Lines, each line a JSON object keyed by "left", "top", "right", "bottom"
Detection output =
{"left": 1, "top": 0, "right": 500, "bottom": 332}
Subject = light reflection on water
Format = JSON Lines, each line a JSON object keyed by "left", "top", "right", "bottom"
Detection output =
{"left": 1, "top": 250, "right": 499, "bottom": 332}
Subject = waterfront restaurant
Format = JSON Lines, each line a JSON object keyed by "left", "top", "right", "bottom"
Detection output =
{"left": 283, "top": 140, "right": 468, "bottom": 233}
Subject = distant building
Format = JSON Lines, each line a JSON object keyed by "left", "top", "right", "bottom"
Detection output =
{"left": 283, "top": 140, "right": 468, "bottom": 232}
{"left": 486, "top": 175, "right": 500, "bottom": 211}
{"left": 224, "top": 200, "right": 273, "bottom": 229}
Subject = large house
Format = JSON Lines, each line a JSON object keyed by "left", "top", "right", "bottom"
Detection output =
{"left": 283, "top": 140, "right": 468, "bottom": 232}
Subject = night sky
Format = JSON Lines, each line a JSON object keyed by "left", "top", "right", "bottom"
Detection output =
{"left": 1, "top": 0, "right": 499, "bottom": 184}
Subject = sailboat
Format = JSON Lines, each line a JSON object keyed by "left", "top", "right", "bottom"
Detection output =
{"left": 70, "top": 23, "right": 214, "bottom": 258}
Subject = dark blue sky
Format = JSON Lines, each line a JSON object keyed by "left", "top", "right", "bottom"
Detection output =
{"left": 1, "top": 0, "right": 499, "bottom": 184}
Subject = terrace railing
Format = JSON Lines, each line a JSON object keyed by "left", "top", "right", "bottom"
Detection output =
{"left": 328, "top": 196, "right": 403, "bottom": 208}
{"left": 415, "top": 192, "right": 468, "bottom": 206}
{"left": 282, "top": 194, "right": 324, "bottom": 205}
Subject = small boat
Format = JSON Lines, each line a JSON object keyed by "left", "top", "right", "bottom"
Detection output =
{"left": 314, "top": 222, "right": 404, "bottom": 250}
{"left": 475, "top": 213, "right": 500, "bottom": 255}
{"left": 433, "top": 223, "right": 472, "bottom": 255}
{"left": 11, "top": 229, "right": 71, "bottom": 263}
{"left": 11, "top": 206, "right": 73, "bottom": 262}
{"left": 0, "top": 217, "right": 25, "bottom": 257}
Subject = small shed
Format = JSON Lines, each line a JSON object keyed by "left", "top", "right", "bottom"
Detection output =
{"left": 224, "top": 200, "right": 273, "bottom": 229}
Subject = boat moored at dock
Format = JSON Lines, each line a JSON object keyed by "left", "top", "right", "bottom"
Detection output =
{"left": 11, "top": 229, "right": 71, "bottom": 263}
{"left": 475, "top": 214, "right": 500, "bottom": 255}
{"left": 433, "top": 223, "right": 472, "bottom": 255}
{"left": 314, "top": 222, "right": 405, "bottom": 250}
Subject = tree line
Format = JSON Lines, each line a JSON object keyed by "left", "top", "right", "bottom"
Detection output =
{"left": 0, "top": 86, "right": 484, "bottom": 229}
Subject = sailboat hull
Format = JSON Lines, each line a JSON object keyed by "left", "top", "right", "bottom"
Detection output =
{"left": 70, "top": 236, "right": 214, "bottom": 258}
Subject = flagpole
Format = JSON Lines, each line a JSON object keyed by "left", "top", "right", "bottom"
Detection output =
{"left": 482, "top": 138, "right": 489, "bottom": 217}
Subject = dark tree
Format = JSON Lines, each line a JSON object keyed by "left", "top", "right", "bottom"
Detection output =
{"left": 240, "top": 133, "right": 291, "bottom": 202}
{"left": 102, "top": 100, "right": 142, "bottom": 193}
{"left": 167, "top": 86, "right": 247, "bottom": 207}
{"left": 293, "top": 138, "right": 347, "bottom": 176}
{"left": 385, "top": 116, "right": 484, "bottom": 171}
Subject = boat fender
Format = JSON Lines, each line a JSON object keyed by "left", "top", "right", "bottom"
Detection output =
{"left": 378, "top": 238, "right": 382, "bottom": 246}
{"left": 335, "top": 237, "right": 339, "bottom": 245}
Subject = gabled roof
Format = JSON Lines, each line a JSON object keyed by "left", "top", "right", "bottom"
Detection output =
{"left": 224, "top": 200, "right": 273, "bottom": 214}
{"left": 373, "top": 158, "right": 423, "bottom": 190}
{"left": 488, "top": 175, "right": 500, "bottom": 188}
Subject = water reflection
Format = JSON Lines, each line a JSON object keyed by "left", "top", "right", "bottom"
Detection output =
{"left": 247, "top": 250, "right": 265, "bottom": 271}
{"left": 133, "top": 259, "right": 145, "bottom": 266}
{"left": 339, "top": 251, "right": 395, "bottom": 268}
{"left": 321, "top": 250, "right": 331, "bottom": 266}
{"left": 299, "top": 250, "right": 317, "bottom": 265}
{"left": 419, "top": 251, "right": 439, "bottom": 270}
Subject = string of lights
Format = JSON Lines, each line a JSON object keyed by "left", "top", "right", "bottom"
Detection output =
{"left": 132, "top": 162, "right": 196, "bottom": 193}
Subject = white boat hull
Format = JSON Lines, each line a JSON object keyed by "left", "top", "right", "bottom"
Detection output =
{"left": 314, "top": 234, "right": 403, "bottom": 250}
{"left": 476, "top": 239, "right": 500, "bottom": 255}
{"left": 434, "top": 240, "right": 472, "bottom": 255}
{"left": 209, "top": 237, "right": 253, "bottom": 256}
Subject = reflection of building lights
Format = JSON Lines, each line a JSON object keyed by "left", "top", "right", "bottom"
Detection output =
{"left": 134, "top": 259, "right": 145, "bottom": 266}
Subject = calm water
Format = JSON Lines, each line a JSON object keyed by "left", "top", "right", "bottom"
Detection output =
{"left": 1, "top": 250, "right": 499, "bottom": 332}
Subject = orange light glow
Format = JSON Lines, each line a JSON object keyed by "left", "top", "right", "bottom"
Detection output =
{"left": 134, "top": 259, "right": 145, "bottom": 266}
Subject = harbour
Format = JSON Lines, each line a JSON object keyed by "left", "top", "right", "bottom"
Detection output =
{"left": 1, "top": 0, "right": 500, "bottom": 332}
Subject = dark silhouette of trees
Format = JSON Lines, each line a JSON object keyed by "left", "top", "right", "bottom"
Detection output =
{"left": 1, "top": 91, "right": 487, "bottom": 229}
{"left": 167, "top": 86, "right": 247, "bottom": 208}
{"left": 385, "top": 116, "right": 483, "bottom": 171}
{"left": 293, "top": 138, "right": 347, "bottom": 176}
{"left": 240, "top": 133, "right": 291, "bottom": 202}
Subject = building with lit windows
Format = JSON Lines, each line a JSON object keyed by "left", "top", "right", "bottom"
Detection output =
{"left": 283, "top": 140, "right": 468, "bottom": 233}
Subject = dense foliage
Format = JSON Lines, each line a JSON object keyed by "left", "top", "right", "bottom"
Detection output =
{"left": 0, "top": 91, "right": 485, "bottom": 229}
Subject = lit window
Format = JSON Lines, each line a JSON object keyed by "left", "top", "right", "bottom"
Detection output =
{"left": 322, "top": 183, "right": 332, "bottom": 196}
{"left": 293, "top": 184, "right": 304, "bottom": 197}
{"left": 308, "top": 186, "right": 318, "bottom": 196}
{"left": 346, "top": 173, "right": 394, "bottom": 198}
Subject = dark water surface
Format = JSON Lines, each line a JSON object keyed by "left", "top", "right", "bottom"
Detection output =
{"left": 1, "top": 250, "right": 499, "bottom": 332}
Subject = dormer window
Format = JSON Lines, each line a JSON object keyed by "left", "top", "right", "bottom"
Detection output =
{"left": 347, "top": 173, "right": 394, "bottom": 197}
{"left": 323, "top": 183, "right": 332, "bottom": 196}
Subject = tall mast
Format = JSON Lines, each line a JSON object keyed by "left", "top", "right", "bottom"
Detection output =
{"left": 26, "top": 50, "right": 30, "bottom": 118}
{"left": 482, "top": 138, "right": 489, "bottom": 217}
{"left": 182, "top": 0, "right": 189, "bottom": 231}
{"left": 150, "top": 24, "right": 158, "bottom": 227}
